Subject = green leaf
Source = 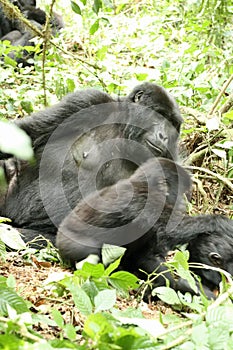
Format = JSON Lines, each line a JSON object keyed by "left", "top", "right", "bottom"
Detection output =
{"left": 152, "top": 287, "right": 181, "bottom": 305}
{"left": 109, "top": 271, "right": 138, "bottom": 292}
{"left": 173, "top": 250, "right": 189, "bottom": 270}
{"left": 168, "top": 250, "right": 198, "bottom": 294}
{"left": 0, "top": 121, "right": 33, "bottom": 160}
{"left": 0, "top": 286, "right": 29, "bottom": 315}
{"left": 0, "top": 224, "right": 26, "bottom": 250}
{"left": 96, "top": 46, "right": 108, "bottom": 60}
{"left": 66, "top": 78, "right": 76, "bottom": 93}
{"left": 79, "top": 0, "right": 86, "bottom": 4}
{"left": 71, "top": 1, "right": 82, "bottom": 15}
{"left": 64, "top": 323, "right": 77, "bottom": 341}
{"left": 89, "top": 19, "right": 99, "bottom": 35}
{"left": 191, "top": 324, "right": 208, "bottom": 347}
{"left": 206, "top": 306, "right": 233, "bottom": 326}
{"left": 82, "top": 262, "right": 105, "bottom": 278}
{"left": 20, "top": 100, "right": 33, "bottom": 114}
{"left": 83, "top": 313, "right": 114, "bottom": 339}
{"left": 102, "top": 244, "right": 126, "bottom": 266}
{"left": 0, "top": 334, "right": 24, "bottom": 349}
{"left": 68, "top": 285, "right": 92, "bottom": 315}
{"left": 4, "top": 55, "right": 17, "bottom": 67}
{"left": 81, "top": 281, "right": 99, "bottom": 302}
{"left": 6, "top": 275, "right": 16, "bottom": 289}
{"left": 104, "top": 257, "right": 121, "bottom": 276}
{"left": 92, "top": 0, "right": 102, "bottom": 14}
{"left": 51, "top": 309, "right": 64, "bottom": 328}
{"left": 94, "top": 289, "right": 116, "bottom": 312}
{"left": 0, "top": 239, "right": 6, "bottom": 261}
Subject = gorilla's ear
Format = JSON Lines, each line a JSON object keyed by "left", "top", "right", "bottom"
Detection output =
{"left": 208, "top": 252, "right": 223, "bottom": 267}
{"left": 133, "top": 90, "right": 144, "bottom": 103}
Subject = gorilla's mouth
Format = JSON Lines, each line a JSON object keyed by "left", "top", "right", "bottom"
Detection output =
{"left": 145, "top": 139, "right": 164, "bottom": 156}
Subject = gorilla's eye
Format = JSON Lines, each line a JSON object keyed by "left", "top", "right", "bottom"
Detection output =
{"left": 209, "top": 252, "right": 223, "bottom": 267}
{"left": 133, "top": 90, "right": 144, "bottom": 103}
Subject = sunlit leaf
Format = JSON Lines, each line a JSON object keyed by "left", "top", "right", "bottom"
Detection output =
{"left": 71, "top": 1, "right": 82, "bottom": 15}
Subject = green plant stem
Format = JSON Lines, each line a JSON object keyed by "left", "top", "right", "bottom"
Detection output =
{"left": 0, "top": 316, "right": 43, "bottom": 342}
{"left": 208, "top": 73, "right": 233, "bottom": 117}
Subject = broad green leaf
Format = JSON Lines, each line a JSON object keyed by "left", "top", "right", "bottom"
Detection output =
{"left": 223, "top": 110, "right": 233, "bottom": 120}
{"left": 6, "top": 275, "right": 16, "bottom": 289}
{"left": 66, "top": 78, "right": 76, "bottom": 93}
{"left": 0, "top": 121, "right": 33, "bottom": 160}
{"left": 191, "top": 324, "right": 208, "bottom": 347}
{"left": 96, "top": 46, "right": 108, "bottom": 60}
{"left": 64, "top": 323, "right": 77, "bottom": 341}
{"left": 4, "top": 55, "right": 17, "bottom": 67}
{"left": 92, "top": 0, "right": 102, "bottom": 14}
{"left": 51, "top": 309, "right": 64, "bottom": 328}
{"left": 206, "top": 306, "right": 233, "bottom": 326}
{"left": 104, "top": 257, "right": 122, "bottom": 276}
{"left": 102, "top": 244, "right": 126, "bottom": 266}
{"left": 71, "top": 1, "right": 81, "bottom": 15}
{"left": 152, "top": 287, "right": 181, "bottom": 305}
{"left": 81, "top": 281, "right": 99, "bottom": 301}
{"left": 20, "top": 100, "right": 33, "bottom": 114}
{"left": 94, "top": 289, "right": 116, "bottom": 312}
{"left": 109, "top": 271, "right": 138, "bottom": 292}
{"left": 0, "top": 334, "right": 24, "bottom": 349}
{"left": 0, "top": 286, "right": 29, "bottom": 315}
{"left": 82, "top": 262, "right": 105, "bottom": 278}
{"left": 89, "top": 19, "right": 99, "bottom": 35}
{"left": 0, "top": 239, "right": 6, "bottom": 261}
{"left": 68, "top": 285, "right": 92, "bottom": 315}
{"left": 0, "top": 224, "right": 26, "bottom": 250}
{"left": 83, "top": 313, "right": 114, "bottom": 339}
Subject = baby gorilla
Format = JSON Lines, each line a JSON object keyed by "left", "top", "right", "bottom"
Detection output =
{"left": 57, "top": 158, "right": 233, "bottom": 297}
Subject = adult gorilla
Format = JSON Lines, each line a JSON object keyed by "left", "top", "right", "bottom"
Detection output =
{"left": 0, "top": 83, "right": 182, "bottom": 244}
{"left": 57, "top": 157, "right": 233, "bottom": 297}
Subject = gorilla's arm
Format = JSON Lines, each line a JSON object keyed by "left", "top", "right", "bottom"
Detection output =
{"left": 56, "top": 158, "right": 191, "bottom": 264}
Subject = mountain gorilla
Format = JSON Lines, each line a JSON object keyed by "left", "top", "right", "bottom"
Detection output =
{"left": 0, "top": 83, "right": 182, "bottom": 243}
{"left": 57, "top": 157, "right": 233, "bottom": 298}
{"left": 1, "top": 82, "right": 232, "bottom": 296}
{"left": 0, "top": 0, "right": 64, "bottom": 65}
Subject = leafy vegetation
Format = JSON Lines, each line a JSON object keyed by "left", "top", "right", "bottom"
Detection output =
{"left": 0, "top": 0, "right": 233, "bottom": 348}
{"left": 1, "top": 246, "right": 233, "bottom": 349}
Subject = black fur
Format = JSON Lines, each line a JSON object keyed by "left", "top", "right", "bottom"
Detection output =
{"left": 57, "top": 157, "right": 233, "bottom": 297}
{"left": 0, "top": 83, "right": 182, "bottom": 244}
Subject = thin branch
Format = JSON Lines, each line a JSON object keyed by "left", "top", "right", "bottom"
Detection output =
{"left": 219, "top": 93, "right": 233, "bottom": 115}
{"left": 185, "top": 165, "right": 233, "bottom": 192}
{"left": 41, "top": 0, "right": 57, "bottom": 106}
{"left": 208, "top": 74, "right": 233, "bottom": 117}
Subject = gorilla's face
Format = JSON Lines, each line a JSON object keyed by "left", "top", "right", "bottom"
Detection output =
{"left": 188, "top": 229, "right": 233, "bottom": 290}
